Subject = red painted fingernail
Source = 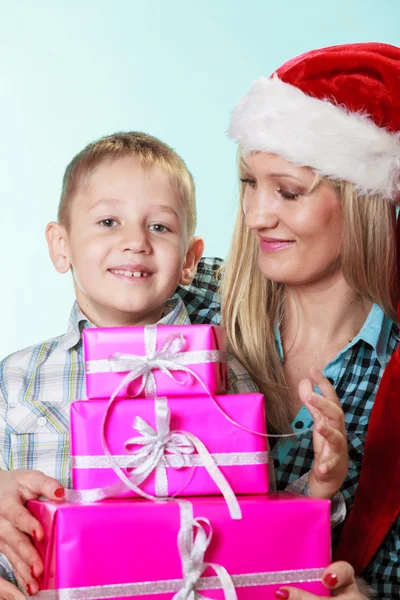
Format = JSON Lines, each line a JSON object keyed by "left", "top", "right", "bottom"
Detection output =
{"left": 32, "top": 530, "right": 38, "bottom": 543}
{"left": 30, "top": 565, "right": 35, "bottom": 578}
{"left": 26, "top": 584, "right": 33, "bottom": 596}
{"left": 275, "top": 590, "right": 289, "bottom": 599}
{"left": 323, "top": 572, "right": 338, "bottom": 588}
{"left": 54, "top": 488, "right": 65, "bottom": 498}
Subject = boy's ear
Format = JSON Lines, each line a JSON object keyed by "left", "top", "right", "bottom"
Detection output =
{"left": 45, "top": 221, "right": 71, "bottom": 274}
{"left": 179, "top": 236, "right": 205, "bottom": 286}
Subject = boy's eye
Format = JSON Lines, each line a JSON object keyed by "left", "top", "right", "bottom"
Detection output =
{"left": 277, "top": 188, "right": 300, "bottom": 200}
{"left": 99, "top": 219, "right": 118, "bottom": 227}
{"left": 149, "top": 223, "right": 169, "bottom": 233}
{"left": 240, "top": 177, "right": 257, "bottom": 188}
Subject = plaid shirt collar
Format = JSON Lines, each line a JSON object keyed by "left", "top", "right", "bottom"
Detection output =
{"left": 61, "top": 294, "right": 191, "bottom": 351}
{"left": 325, "top": 303, "right": 398, "bottom": 369}
{"left": 275, "top": 303, "right": 398, "bottom": 369}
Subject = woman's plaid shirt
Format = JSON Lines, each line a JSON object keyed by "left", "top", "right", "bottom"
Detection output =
{"left": 176, "top": 257, "right": 400, "bottom": 600}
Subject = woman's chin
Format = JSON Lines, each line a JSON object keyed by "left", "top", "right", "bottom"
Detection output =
{"left": 258, "top": 259, "right": 301, "bottom": 285}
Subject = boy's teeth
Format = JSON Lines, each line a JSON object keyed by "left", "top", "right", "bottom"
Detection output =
{"left": 113, "top": 269, "right": 150, "bottom": 277}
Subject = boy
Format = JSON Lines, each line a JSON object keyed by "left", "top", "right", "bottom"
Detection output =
{"left": 0, "top": 132, "right": 347, "bottom": 598}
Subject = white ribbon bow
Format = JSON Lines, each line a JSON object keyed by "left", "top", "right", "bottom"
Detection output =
{"left": 173, "top": 503, "right": 237, "bottom": 600}
{"left": 109, "top": 327, "right": 189, "bottom": 398}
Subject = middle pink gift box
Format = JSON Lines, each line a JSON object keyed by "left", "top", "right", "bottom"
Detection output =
{"left": 70, "top": 393, "right": 269, "bottom": 498}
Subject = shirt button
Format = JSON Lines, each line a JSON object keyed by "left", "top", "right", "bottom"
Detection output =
{"left": 294, "top": 421, "right": 304, "bottom": 429}
{"left": 37, "top": 417, "right": 47, "bottom": 427}
{"left": 274, "top": 459, "right": 280, "bottom": 469}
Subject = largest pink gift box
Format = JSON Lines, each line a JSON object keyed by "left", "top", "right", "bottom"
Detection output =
{"left": 83, "top": 324, "right": 227, "bottom": 399}
{"left": 29, "top": 494, "right": 331, "bottom": 599}
{"left": 70, "top": 393, "right": 269, "bottom": 496}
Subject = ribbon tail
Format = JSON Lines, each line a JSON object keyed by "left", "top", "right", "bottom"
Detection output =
{"left": 206, "top": 563, "right": 237, "bottom": 600}
{"left": 155, "top": 459, "right": 169, "bottom": 497}
{"left": 180, "top": 432, "right": 242, "bottom": 520}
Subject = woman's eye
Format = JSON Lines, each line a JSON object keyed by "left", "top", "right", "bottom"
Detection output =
{"left": 277, "top": 189, "right": 299, "bottom": 200}
{"left": 240, "top": 177, "right": 257, "bottom": 188}
{"left": 149, "top": 223, "right": 169, "bottom": 233}
{"left": 99, "top": 219, "right": 118, "bottom": 227}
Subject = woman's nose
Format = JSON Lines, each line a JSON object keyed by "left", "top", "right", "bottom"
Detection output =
{"left": 244, "top": 190, "right": 279, "bottom": 231}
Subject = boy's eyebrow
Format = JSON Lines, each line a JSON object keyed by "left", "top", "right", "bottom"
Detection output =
{"left": 89, "top": 198, "right": 125, "bottom": 211}
{"left": 88, "top": 198, "right": 180, "bottom": 218}
{"left": 149, "top": 203, "right": 180, "bottom": 218}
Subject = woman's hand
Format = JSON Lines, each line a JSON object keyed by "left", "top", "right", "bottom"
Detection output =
{"left": 274, "top": 561, "right": 370, "bottom": 599}
{"left": 0, "top": 577, "right": 26, "bottom": 600}
{"left": 0, "top": 469, "right": 65, "bottom": 596}
{"left": 299, "top": 367, "right": 348, "bottom": 499}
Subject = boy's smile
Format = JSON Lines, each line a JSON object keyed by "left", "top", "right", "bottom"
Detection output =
{"left": 47, "top": 156, "right": 203, "bottom": 327}
{"left": 108, "top": 265, "right": 153, "bottom": 281}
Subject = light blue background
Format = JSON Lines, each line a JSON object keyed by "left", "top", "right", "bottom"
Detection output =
{"left": 0, "top": 0, "right": 399, "bottom": 356}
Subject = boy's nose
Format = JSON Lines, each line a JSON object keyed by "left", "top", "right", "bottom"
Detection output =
{"left": 118, "top": 230, "right": 151, "bottom": 254}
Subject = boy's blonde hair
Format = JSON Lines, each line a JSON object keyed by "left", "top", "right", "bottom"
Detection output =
{"left": 58, "top": 131, "right": 196, "bottom": 237}
{"left": 222, "top": 166, "right": 398, "bottom": 433}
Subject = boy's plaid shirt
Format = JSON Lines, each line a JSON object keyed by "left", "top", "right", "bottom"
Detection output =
{"left": 176, "top": 257, "right": 400, "bottom": 600}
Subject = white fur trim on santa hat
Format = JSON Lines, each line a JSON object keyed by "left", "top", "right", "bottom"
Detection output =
{"left": 228, "top": 76, "right": 400, "bottom": 201}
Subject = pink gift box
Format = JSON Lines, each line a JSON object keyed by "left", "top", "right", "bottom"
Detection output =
{"left": 29, "top": 494, "right": 331, "bottom": 599}
{"left": 70, "top": 393, "right": 269, "bottom": 498}
{"left": 83, "top": 324, "right": 227, "bottom": 400}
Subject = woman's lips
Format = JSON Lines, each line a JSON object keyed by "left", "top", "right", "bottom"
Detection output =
{"left": 259, "top": 238, "right": 295, "bottom": 252}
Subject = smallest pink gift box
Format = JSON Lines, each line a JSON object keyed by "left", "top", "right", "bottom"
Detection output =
{"left": 83, "top": 324, "right": 227, "bottom": 399}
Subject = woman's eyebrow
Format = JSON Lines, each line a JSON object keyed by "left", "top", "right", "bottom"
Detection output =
{"left": 240, "top": 162, "right": 304, "bottom": 183}
{"left": 269, "top": 173, "right": 303, "bottom": 182}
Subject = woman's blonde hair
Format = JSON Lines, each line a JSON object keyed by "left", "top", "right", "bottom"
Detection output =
{"left": 221, "top": 162, "right": 398, "bottom": 433}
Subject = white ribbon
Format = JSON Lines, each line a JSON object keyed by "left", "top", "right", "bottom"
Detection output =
{"left": 72, "top": 451, "right": 268, "bottom": 469}
{"left": 34, "top": 568, "right": 326, "bottom": 599}
{"left": 173, "top": 501, "right": 237, "bottom": 600}
{"left": 67, "top": 397, "right": 242, "bottom": 520}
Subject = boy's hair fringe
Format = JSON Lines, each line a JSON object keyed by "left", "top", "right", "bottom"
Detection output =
{"left": 58, "top": 131, "right": 196, "bottom": 237}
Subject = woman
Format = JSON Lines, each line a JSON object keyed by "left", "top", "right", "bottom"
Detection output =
{"left": 179, "top": 42, "right": 400, "bottom": 599}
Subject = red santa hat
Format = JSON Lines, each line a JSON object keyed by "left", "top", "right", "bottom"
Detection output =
{"left": 228, "top": 42, "right": 400, "bottom": 201}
